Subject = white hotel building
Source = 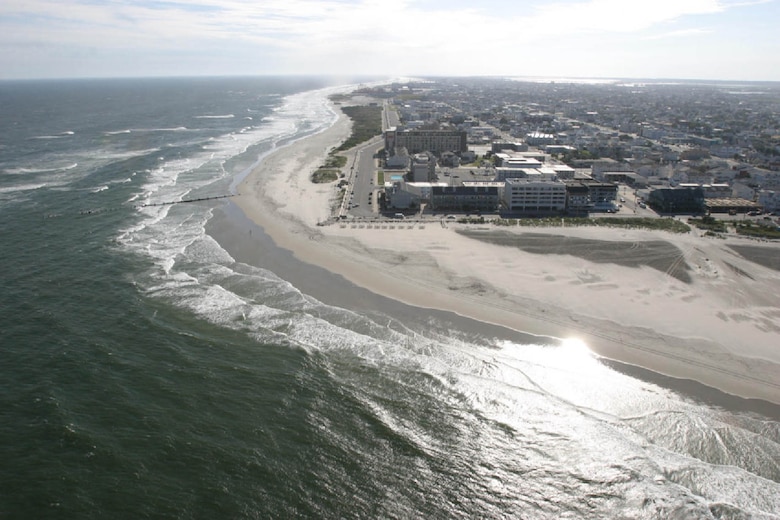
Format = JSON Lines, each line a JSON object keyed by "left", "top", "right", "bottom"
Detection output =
{"left": 502, "top": 178, "right": 567, "bottom": 213}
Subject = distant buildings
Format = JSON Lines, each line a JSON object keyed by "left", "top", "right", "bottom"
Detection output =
{"left": 525, "top": 132, "right": 555, "bottom": 146}
{"left": 373, "top": 78, "right": 780, "bottom": 218}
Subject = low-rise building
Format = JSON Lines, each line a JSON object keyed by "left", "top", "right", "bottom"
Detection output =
{"left": 385, "top": 181, "right": 420, "bottom": 209}
{"left": 758, "top": 190, "right": 779, "bottom": 214}
{"left": 704, "top": 197, "right": 762, "bottom": 214}
{"left": 431, "top": 185, "right": 499, "bottom": 212}
{"left": 440, "top": 151, "right": 460, "bottom": 167}
{"left": 460, "top": 150, "right": 477, "bottom": 163}
{"left": 539, "top": 164, "right": 576, "bottom": 179}
{"left": 410, "top": 152, "right": 436, "bottom": 182}
{"left": 492, "top": 141, "right": 528, "bottom": 153}
{"left": 544, "top": 144, "right": 576, "bottom": 155}
{"left": 495, "top": 167, "right": 549, "bottom": 182}
{"left": 647, "top": 186, "right": 706, "bottom": 214}
{"left": 386, "top": 146, "right": 410, "bottom": 169}
{"left": 385, "top": 179, "right": 452, "bottom": 209}
{"left": 583, "top": 180, "right": 619, "bottom": 206}
{"left": 563, "top": 179, "right": 619, "bottom": 213}
{"left": 564, "top": 181, "right": 591, "bottom": 214}
{"left": 526, "top": 132, "right": 555, "bottom": 146}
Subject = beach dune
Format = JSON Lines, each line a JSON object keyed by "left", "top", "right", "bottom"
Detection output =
{"left": 235, "top": 100, "right": 780, "bottom": 405}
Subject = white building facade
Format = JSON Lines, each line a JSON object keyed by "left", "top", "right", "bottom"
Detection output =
{"left": 502, "top": 178, "right": 567, "bottom": 213}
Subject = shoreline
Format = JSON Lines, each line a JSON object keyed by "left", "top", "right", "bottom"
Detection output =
{"left": 232, "top": 96, "right": 780, "bottom": 406}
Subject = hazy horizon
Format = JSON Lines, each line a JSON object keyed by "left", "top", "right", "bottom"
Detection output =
{"left": 2, "top": 74, "right": 780, "bottom": 85}
{"left": 2, "top": 0, "right": 779, "bottom": 82}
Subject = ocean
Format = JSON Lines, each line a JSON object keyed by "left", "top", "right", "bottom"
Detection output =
{"left": 1, "top": 76, "right": 778, "bottom": 519}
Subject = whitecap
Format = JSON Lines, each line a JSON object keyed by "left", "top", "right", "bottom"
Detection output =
{"left": 143, "top": 127, "right": 188, "bottom": 132}
{"left": 30, "top": 131, "right": 75, "bottom": 139}
{"left": 4, "top": 162, "right": 78, "bottom": 175}
{"left": 0, "top": 182, "right": 49, "bottom": 193}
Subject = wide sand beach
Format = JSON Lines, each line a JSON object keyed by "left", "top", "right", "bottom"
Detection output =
{"left": 234, "top": 97, "right": 780, "bottom": 406}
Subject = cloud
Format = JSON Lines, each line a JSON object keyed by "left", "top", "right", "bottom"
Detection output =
{"left": 527, "top": 0, "right": 727, "bottom": 32}
{"left": 0, "top": 0, "right": 741, "bottom": 48}
{"left": 0, "top": 0, "right": 772, "bottom": 78}
{"left": 643, "top": 28, "right": 713, "bottom": 40}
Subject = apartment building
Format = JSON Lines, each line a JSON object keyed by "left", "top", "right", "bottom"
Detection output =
{"left": 502, "top": 178, "right": 567, "bottom": 213}
{"left": 431, "top": 185, "right": 499, "bottom": 212}
{"left": 384, "top": 127, "right": 468, "bottom": 155}
{"left": 562, "top": 179, "right": 620, "bottom": 213}
{"left": 410, "top": 152, "right": 436, "bottom": 182}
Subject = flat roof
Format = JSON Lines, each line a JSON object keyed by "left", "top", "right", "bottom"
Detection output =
{"left": 462, "top": 181, "right": 505, "bottom": 187}
{"left": 704, "top": 197, "right": 760, "bottom": 207}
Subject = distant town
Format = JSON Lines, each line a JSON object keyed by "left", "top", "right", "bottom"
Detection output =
{"left": 337, "top": 77, "right": 780, "bottom": 228}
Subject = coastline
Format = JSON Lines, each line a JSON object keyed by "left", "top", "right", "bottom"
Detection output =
{"left": 232, "top": 97, "right": 780, "bottom": 405}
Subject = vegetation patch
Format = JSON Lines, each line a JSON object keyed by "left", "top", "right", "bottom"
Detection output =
{"left": 311, "top": 153, "right": 347, "bottom": 184}
{"left": 503, "top": 216, "right": 691, "bottom": 233}
{"left": 324, "top": 154, "right": 347, "bottom": 169}
{"left": 311, "top": 168, "right": 340, "bottom": 183}
{"left": 337, "top": 105, "right": 383, "bottom": 151}
{"left": 734, "top": 220, "right": 780, "bottom": 240}
{"left": 688, "top": 215, "right": 727, "bottom": 233}
{"left": 448, "top": 216, "right": 691, "bottom": 233}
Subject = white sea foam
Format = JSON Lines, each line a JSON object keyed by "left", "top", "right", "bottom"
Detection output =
{"left": 139, "top": 127, "right": 189, "bottom": 132}
{"left": 194, "top": 114, "right": 235, "bottom": 119}
{"left": 106, "top": 127, "right": 190, "bottom": 135}
{"left": 101, "top": 148, "right": 161, "bottom": 160}
{"left": 118, "top": 80, "right": 344, "bottom": 326}
{"left": 0, "top": 182, "right": 49, "bottom": 194}
{"left": 3, "top": 146, "right": 157, "bottom": 204}
{"left": 32, "top": 131, "right": 75, "bottom": 139}
{"left": 4, "top": 162, "right": 79, "bottom": 175}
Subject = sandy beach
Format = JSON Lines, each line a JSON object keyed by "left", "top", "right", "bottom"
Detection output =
{"left": 234, "top": 99, "right": 780, "bottom": 405}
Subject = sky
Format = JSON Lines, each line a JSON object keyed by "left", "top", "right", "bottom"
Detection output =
{"left": 1, "top": 0, "right": 779, "bottom": 81}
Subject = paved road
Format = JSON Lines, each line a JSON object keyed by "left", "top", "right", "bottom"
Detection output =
{"left": 339, "top": 101, "right": 400, "bottom": 220}
{"left": 339, "top": 136, "right": 383, "bottom": 220}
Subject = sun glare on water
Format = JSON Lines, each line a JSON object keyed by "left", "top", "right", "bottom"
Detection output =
{"left": 561, "top": 336, "right": 591, "bottom": 356}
